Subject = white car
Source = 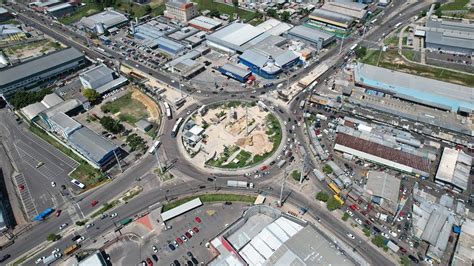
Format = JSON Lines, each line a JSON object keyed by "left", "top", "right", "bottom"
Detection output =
{"left": 346, "top": 233, "right": 355, "bottom": 240}
{"left": 381, "top": 232, "right": 390, "bottom": 239}
{"left": 389, "top": 230, "right": 398, "bottom": 237}
{"left": 35, "top": 256, "right": 46, "bottom": 264}
{"left": 51, "top": 181, "right": 56, "bottom": 187}
{"left": 59, "top": 223, "right": 68, "bottom": 230}
{"left": 76, "top": 236, "right": 85, "bottom": 244}
{"left": 110, "top": 213, "right": 118, "bottom": 218}
{"left": 52, "top": 248, "right": 60, "bottom": 254}
{"left": 152, "top": 245, "right": 158, "bottom": 253}
{"left": 86, "top": 223, "right": 94, "bottom": 229}
{"left": 355, "top": 218, "right": 362, "bottom": 225}
{"left": 188, "top": 229, "right": 194, "bottom": 236}
{"left": 346, "top": 210, "right": 354, "bottom": 217}
{"left": 54, "top": 253, "right": 62, "bottom": 258}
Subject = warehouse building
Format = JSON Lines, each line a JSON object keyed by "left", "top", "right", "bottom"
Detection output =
{"left": 206, "top": 22, "right": 268, "bottom": 53}
{"left": 133, "top": 19, "right": 177, "bottom": 42}
{"left": 218, "top": 63, "right": 253, "bottom": 83}
{"left": 79, "top": 64, "right": 128, "bottom": 95}
{"left": 164, "top": 0, "right": 198, "bottom": 22}
{"left": 354, "top": 63, "right": 474, "bottom": 114}
{"left": 365, "top": 171, "right": 400, "bottom": 214}
{"left": 435, "top": 147, "right": 472, "bottom": 193}
{"left": 286, "top": 25, "right": 336, "bottom": 50}
{"left": 210, "top": 205, "right": 359, "bottom": 266}
{"left": 0, "top": 24, "right": 27, "bottom": 43}
{"left": 321, "top": 1, "right": 368, "bottom": 21}
{"left": 309, "top": 8, "right": 355, "bottom": 30}
{"left": 46, "top": 3, "right": 75, "bottom": 18}
{"left": 256, "top": 18, "right": 293, "bottom": 36}
{"left": 0, "top": 47, "right": 86, "bottom": 97}
{"left": 188, "top": 16, "right": 222, "bottom": 32}
{"left": 239, "top": 35, "right": 300, "bottom": 79}
{"left": 80, "top": 9, "right": 128, "bottom": 35}
{"left": 451, "top": 219, "right": 474, "bottom": 266}
{"left": 423, "top": 18, "right": 474, "bottom": 55}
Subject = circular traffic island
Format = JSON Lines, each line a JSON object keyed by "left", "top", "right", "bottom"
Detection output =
{"left": 180, "top": 101, "right": 282, "bottom": 171}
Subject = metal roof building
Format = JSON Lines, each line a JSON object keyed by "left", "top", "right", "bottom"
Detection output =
{"left": 309, "top": 8, "right": 355, "bottom": 29}
{"left": 206, "top": 23, "right": 267, "bottom": 53}
{"left": 80, "top": 9, "right": 128, "bottom": 33}
{"left": 0, "top": 48, "right": 86, "bottom": 96}
{"left": 188, "top": 16, "right": 222, "bottom": 32}
{"left": 68, "top": 126, "right": 118, "bottom": 168}
{"left": 452, "top": 219, "right": 474, "bottom": 266}
{"left": 256, "top": 18, "right": 293, "bottom": 36}
{"left": 218, "top": 63, "right": 252, "bottom": 83}
{"left": 286, "top": 25, "right": 336, "bottom": 50}
{"left": 354, "top": 63, "right": 474, "bottom": 113}
{"left": 321, "top": 1, "right": 368, "bottom": 20}
{"left": 161, "top": 198, "right": 202, "bottom": 221}
{"left": 435, "top": 148, "right": 472, "bottom": 192}
{"left": 79, "top": 64, "right": 127, "bottom": 95}
{"left": 365, "top": 171, "right": 400, "bottom": 214}
{"left": 424, "top": 18, "right": 474, "bottom": 55}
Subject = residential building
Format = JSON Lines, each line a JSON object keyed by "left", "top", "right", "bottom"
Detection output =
{"left": 164, "top": 0, "right": 198, "bottom": 22}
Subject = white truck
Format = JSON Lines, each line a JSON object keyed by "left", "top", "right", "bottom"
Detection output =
{"left": 227, "top": 180, "right": 254, "bottom": 189}
{"left": 277, "top": 160, "right": 286, "bottom": 168}
{"left": 43, "top": 253, "right": 61, "bottom": 265}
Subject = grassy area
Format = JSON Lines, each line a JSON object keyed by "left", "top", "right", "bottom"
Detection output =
{"left": 221, "top": 149, "right": 252, "bottom": 168}
{"left": 101, "top": 92, "right": 149, "bottom": 124}
{"left": 401, "top": 49, "right": 416, "bottom": 61}
{"left": 439, "top": 0, "right": 469, "bottom": 11}
{"left": 291, "top": 170, "right": 301, "bottom": 181}
{"left": 60, "top": 2, "right": 103, "bottom": 25}
{"left": 383, "top": 36, "right": 398, "bottom": 46}
{"left": 207, "top": 145, "right": 239, "bottom": 167}
{"left": 1, "top": 19, "right": 20, "bottom": 25}
{"left": 29, "top": 124, "right": 102, "bottom": 185}
{"left": 360, "top": 49, "right": 474, "bottom": 87}
{"left": 162, "top": 194, "right": 256, "bottom": 211}
{"left": 192, "top": 0, "right": 256, "bottom": 22}
{"left": 91, "top": 200, "right": 120, "bottom": 218}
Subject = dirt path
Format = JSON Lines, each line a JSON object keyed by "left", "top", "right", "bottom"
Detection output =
{"left": 131, "top": 89, "right": 160, "bottom": 122}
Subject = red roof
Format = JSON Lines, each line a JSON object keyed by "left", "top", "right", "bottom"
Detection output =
{"left": 335, "top": 133, "right": 431, "bottom": 173}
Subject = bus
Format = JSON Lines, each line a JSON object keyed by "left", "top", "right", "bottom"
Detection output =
{"left": 394, "top": 22, "right": 402, "bottom": 29}
{"left": 64, "top": 244, "right": 80, "bottom": 256}
{"left": 299, "top": 100, "right": 306, "bottom": 110}
{"left": 175, "top": 98, "right": 186, "bottom": 109}
{"left": 148, "top": 140, "right": 161, "bottom": 154}
{"left": 349, "top": 43, "right": 358, "bottom": 51}
{"left": 334, "top": 195, "right": 345, "bottom": 205}
{"left": 119, "top": 218, "right": 133, "bottom": 226}
{"left": 94, "top": 47, "right": 113, "bottom": 58}
{"left": 171, "top": 117, "right": 183, "bottom": 137}
{"left": 328, "top": 182, "right": 341, "bottom": 195}
{"left": 370, "top": 19, "right": 377, "bottom": 24}
{"left": 164, "top": 102, "right": 172, "bottom": 119}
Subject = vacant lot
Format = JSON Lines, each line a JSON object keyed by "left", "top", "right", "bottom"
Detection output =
{"left": 192, "top": 0, "right": 256, "bottom": 21}
{"left": 4, "top": 39, "right": 63, "bottom": 61}
{"left": 361, "top": 49, "right": 474, "bottom": 87}
{"left": 101, "top": 90, "right": 152, "bottom": 125}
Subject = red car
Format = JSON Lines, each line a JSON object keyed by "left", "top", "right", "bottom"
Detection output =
{"left": 55, "top": 210, "right": 62, "bottom": 217}
{"left": 91, "top": 200, "right": 99, "bottom": 207}
{"left": 18, "top": 185, "right": 25, "bottom": 192}
{"left": 400, "top": 247, "right": 407, "bottom": 254}
{"left": 194, "top": 217, "right": 201, "bottom": 223}
{"left": 185, "top": 232, "right": 192, "bottom": 239}
{"left": 193, "top": 227, "right": 199, "bottom": 233}
{"left": 176, "top": 237, "right": 183, "bottom": 245}
{"left": 260, "top": 165, "right": 268, "bottom": 171}
{"left": 145, "top": 258, "right": 153, "bottom": 266}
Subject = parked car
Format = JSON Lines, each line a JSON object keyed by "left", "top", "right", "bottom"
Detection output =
{"left": 55, "top": 210, "right": 61, "bottom": 217}
{"left": 181, "top": 235, "right": 188, "bottom": 242}
{"left": 194, "top": 217, "right": 201, "bottom": 223}
{"left": 91, "top": 200, "right": 99, "bottom": 207}
{"left": 176, "top": 237, "right": 183, "bottom": 245}
{"left": 185, "top": 232, "right": 192, "bottom": 239}
{"left": 59, "top": 223, "right": 68, "bottom": 230}
{"left": 346, "top": 233, "right": 355, "bottom": 240}
{"left": 193, "top": 227, "right": 199, "bottom": 233}
{"left": 168, "top": 244, "right": 176, "bottom": 251}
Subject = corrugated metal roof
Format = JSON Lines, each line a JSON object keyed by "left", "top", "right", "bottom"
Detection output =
{"left": 68, "top": 126, "right": 116, "bottom": 165}
{"left": 310, "top": 8, "right": 355, "bottom": 25}
{"left": 160, "top": 198, "right": 202, "bottom": 221}
{"left": 80, "top": 9, "right": 128, "bottom": 29}
{"left": 288, "top": 25, "right": 335, "bottom": 42}
{"left": 366, "top": 171, "right": 400, "bottom": 204}
{"left": 80, "top": 64, "right": 114, "bottom": 84}
{"left": 21, "top": 102, "right": 48, "bottom": 120}
{"left": 0, "top": 48, "right": 84, "bottom": 88}
{"left": 188, "top": 16, "right": 222, "bottom": 30}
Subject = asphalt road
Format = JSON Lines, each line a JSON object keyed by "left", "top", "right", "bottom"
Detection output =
{"left": 2, "top": 0, "right": 429, "bottom": 264}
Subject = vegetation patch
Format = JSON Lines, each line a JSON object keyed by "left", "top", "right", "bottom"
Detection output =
{"left": 91, "top": 200, "right": 120, "bottom": 218}
{"left": 192, "top": 0, "right": 256, "bottom": 22}
{"left": 10, "top": 88, "right": 52, "bottom": 109}
{"left": 315, "top": 191, "right": 329, "bottom": 202}
{"left": 162, "top": 194, "right": 256, "bottom": 211}
{"left": 101, "top": 92, "right": 149, "bottom": 124}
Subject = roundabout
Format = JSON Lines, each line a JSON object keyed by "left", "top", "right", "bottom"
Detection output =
{"left": 177, "top": 100, "right": 283, "bottom": 172}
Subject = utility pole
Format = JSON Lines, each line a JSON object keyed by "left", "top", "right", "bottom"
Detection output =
{"left": 278, "top": 169, "right": 287, "bottom": 207}
{"left": 245, "top": 105, "right": 249, "bottom": 135}
{"left": 299, "top": 153, "right": 307, "bottom": 184}
{"left": 113, "top": 149, "right": 123, "bottom": 173}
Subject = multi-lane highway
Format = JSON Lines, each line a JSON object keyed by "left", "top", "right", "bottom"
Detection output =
{"left": 1, "top": 0, "right": 435, "bottom": 264}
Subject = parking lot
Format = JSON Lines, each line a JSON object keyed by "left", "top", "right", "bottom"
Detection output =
{"left": 106, "top": 202, "right": 248, "bottom": 266}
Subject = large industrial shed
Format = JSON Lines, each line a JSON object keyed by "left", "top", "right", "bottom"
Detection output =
{"left": 309, "top": 8, "right": 355, "bottom": 30}
{"left": 206, "top": 23, "right": 268, "bottom": 53}
{"left": 424, "top": 18, "right": 474, "bottom": 55}
{"left": 218, "top": 63, "right": 252, "bottom": 83}
{"left": 286, "top": 25, "right": 336, "bottom": 50}
{"left": 435, "top": 147, "right": 472, "bottom": 193}
{"left": 80, "top": 9, "right": 128, "bottom": 34}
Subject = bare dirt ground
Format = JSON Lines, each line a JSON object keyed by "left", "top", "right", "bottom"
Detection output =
{"left": 3, "top": 38, "right": 64, "bottom": 61}
{"left": 131, "top": 89, "right": 160, "bottom": 122}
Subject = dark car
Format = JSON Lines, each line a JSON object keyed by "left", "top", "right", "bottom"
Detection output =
{"left": 173, "top": 260, "right": 181, "bottom": 266}
{"left": 373, "top": 226, "right": 381, "bottom": 233}
{"left": 71, "top": 235, "right": 81, "bottom": 241}
{"left": 168, "top": 244, "right": 176, "bottom": 251}
{"left": 408, "top": 255, "right": 419, "bottom": 264}
{"left": 191, "top": 257, "right": 198, "bottom": 265}
{"left": 0, "top": 254, "right": 10, "bottom": 262}
{"left": 152, "top": 254, "right": 158, "bottom": 261}
{"left": 207, "top": 177, "right": 214, "bottom": 182}
{"left": 187, "top": 261, "right": 193, "bottom": 266}
{"left": 187, "top": 251, "right": 193, "bottom": 257}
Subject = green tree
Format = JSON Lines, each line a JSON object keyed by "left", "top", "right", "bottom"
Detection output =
{"left": 322, "top": 164, "right": 333, "bottom": 174}
{"left": 326, "top": 196, "right": 342, "bottom": 211}
{"left": 291, "top": 170, "right": 301, "bottom": 181}
{"left": 371, "top": 235, "right": 386, "bottom": 248}
{"left": 100, "top": 116, "right": 123, "bottom": 134}
{"left": 315, "top": 191, "right": 329, "bottom": 202}
{"left": 266, "top": 8, "right": 277, "bottom": 18}
{"left": 363, "top": 228, "right": 371, "bottom": 237}
{"left": 145, "top": 5, "right": 152, "bottom": 14}
{"left": 280, "top": 11, "right": 290, "bottom": 22}
{"left": 342, "top": 212, "right": 350, "bottom": 221}
{"left": 209, "top": 9, "right": 220, "bottom": 18}
{"left": 82, "top": 88, "right": 101, "bottom": 103}
{"left": 126, "top": 133, "right": 145, "bottom": 151}
{"left": 47, "top": 233, "right": 61, "bottom": 242}
{"left": 355, "top": 46, "right": 367, "bottom": 58}
{"left": 434, "top": 9, "right": 442, "bottom": 17}
{"left": 400, "top": 256, "right": 410, "bottom": 266}
{"left": 10, "top": 88, "right": 52, "bottom": 109}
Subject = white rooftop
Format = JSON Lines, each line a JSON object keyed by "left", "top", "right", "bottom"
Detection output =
{"left": 160, "top": 198, "right": 202, "bottom": 221}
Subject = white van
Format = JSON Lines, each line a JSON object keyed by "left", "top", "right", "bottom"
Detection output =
{"left": 71, "top": 179, "right": 86, "bottom": 189}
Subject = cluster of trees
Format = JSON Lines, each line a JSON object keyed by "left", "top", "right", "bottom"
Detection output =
{"left": 291, "top": 170, "right": 301, "bottom": 181}
{"left": 315, "top": 191, "right": 329, "bottom": 202}
{"left": 342, "top": 212, "right": 350, "bottom": 221}
{"left": 82, "top": 88, "right": 101, "bottom": 103}
{"left": 322, "top": 164, "right": 333, "bottom": 174}
{"left": 126, "top": 133, "right": 145, "bottom": 151}
{"left": 326, "top": 196, "right": 342, "bottom": 211}
{"left": 47, "top": 233, "right": 61, "bottom": 242}
{"left": 100, "top": 116, "right": 123, "bottom": 134}
{"left": 266, "top": 9, "right": 291, "bottom": 22}
{"left": 10, "top": 88, "right": 52, "bottom": 109}
{"left": 354, "top": 46, "right": 367, "bottom": 59}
